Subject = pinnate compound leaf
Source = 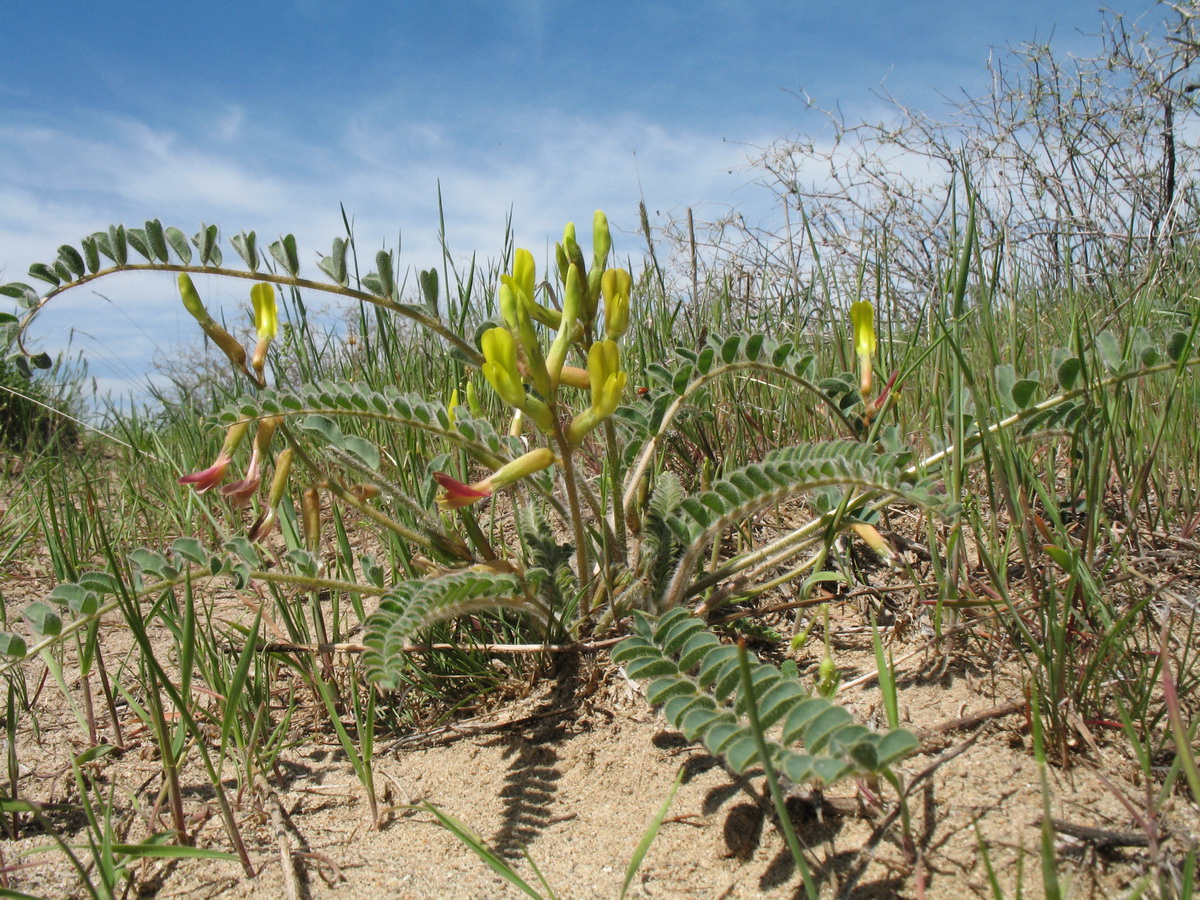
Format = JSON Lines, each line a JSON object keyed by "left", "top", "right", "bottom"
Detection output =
{"left": 614, "top": 611, "right": 920, "bottom": 785}
{"left": 670, "top": 440, "right": 941, "bottom": 551}
{"left": 363, "top": 570, "right": 539, "bottom": 689}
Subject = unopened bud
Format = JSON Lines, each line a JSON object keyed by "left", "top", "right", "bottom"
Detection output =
{"left": 592, "top": 210, "right": 611, "bottom": 271}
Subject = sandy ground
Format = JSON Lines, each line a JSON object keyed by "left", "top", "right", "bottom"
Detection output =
{"left": 3, "top": 629, "right": 1196, "bottom": 900}
{"left": 1, "top": 479, "right": 1196, "bottom": 899}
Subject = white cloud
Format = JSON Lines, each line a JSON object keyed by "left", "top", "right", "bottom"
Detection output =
{"left": 0, "top": 102, "right": 781, "bottom": 404}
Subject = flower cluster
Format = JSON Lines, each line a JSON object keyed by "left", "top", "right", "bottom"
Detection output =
{"left": 176, "top": 277, "right": 287, "bottom": 542}
{"left": 178, "top": 275, "right": 278, "bottom": 389}
{"left": 174, "top": 214, "right": 635, "bottom": 535}
{"left": 436, "top": 211, "right": 631, "bottom": 511}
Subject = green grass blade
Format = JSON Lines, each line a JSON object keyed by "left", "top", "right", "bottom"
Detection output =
{"left": 521, "top": 848, "right": 557, "bottom": 900}
{"left": 421, "top": 802, "right": 545, "bottom": 899}
{"left": 1030, "top": 686, "right": 1061, "bottom": 900}
{"left": 620, "top": 764, "right": 684, "bottom": 899}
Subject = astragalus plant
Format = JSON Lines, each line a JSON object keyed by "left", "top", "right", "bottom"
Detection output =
{"left": 7, "top": 206, "right": 1197, "bottom": 892}
{"left": 2, "top": 213, "right": 940, "bottom": 667}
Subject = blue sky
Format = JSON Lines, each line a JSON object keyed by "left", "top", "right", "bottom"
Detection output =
{"left": 0, "top": 0, "right": 1164, "bottom": 401}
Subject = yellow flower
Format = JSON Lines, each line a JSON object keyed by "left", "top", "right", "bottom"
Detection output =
{"left": 567, "top": 340, "right": 626, "bottom": 444}
{"left": 850, "top": 300, "right": 876, "bottom": 396}
{"left": 178, "top": 273, "right": 249, "bottom": 379}
{"left": 177, "top": 420, "right": 250, "bottom": 493}
{"left": 250, "top": 282, "right": 278, "bottom": 383}
{"left": 601, "top": 267, "right": 631, "bottom": 340}
{"left": 434, "top": 448, "right": 555, "bottom": 510}
{"left": 481, "top": 327, "right": 525, "bottom": 408}
{"left": 511, "top": 248, "right": 536, "bottom": 307}
{"left": 546, "top": 263, "right": 581, "bottom": 390}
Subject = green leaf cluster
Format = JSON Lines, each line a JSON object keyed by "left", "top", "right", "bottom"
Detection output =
{"left": 613, "top": 609, "right": 918, "bottom": 783}
{"left": 363, "top": 569, "right": 552, "bottom": 689}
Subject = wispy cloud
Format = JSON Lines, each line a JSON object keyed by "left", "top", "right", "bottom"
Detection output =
{"left": 0, "top": 101, "right": 775, "bottom": 398}
{"left": 2, "top": 0, "right": 1155, "bottom": 404}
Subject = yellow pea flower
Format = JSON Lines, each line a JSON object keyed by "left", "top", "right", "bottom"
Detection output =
{"left": 250, "top": 282, "right": 278, "bottom": 383}
{"left": 850, "top": 300, "right": 876, "bottom": 396}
